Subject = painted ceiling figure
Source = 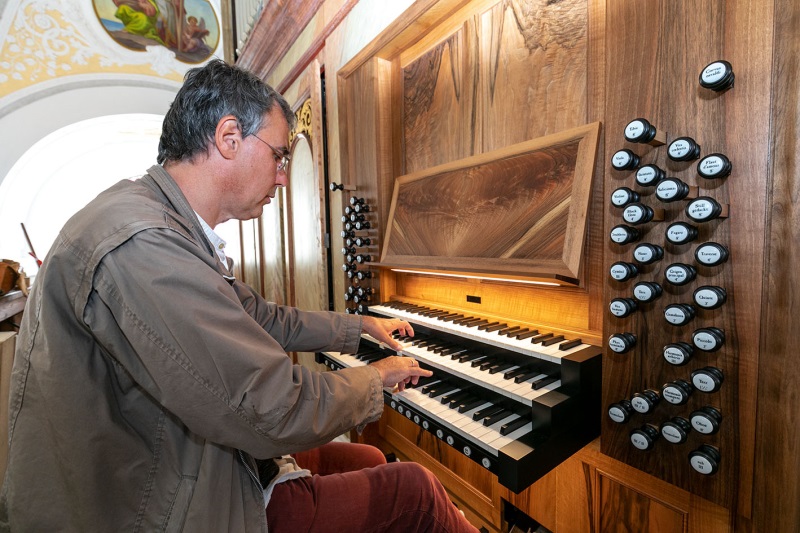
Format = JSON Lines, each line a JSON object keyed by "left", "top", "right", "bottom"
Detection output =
{"left": 113, "top": 0, "right": 164, "bottom": 45}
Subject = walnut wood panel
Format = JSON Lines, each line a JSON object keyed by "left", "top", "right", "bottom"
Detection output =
{"left": 478, "top": 0, "right": 587, "bottom": 152}
{"left": 597, "top": 474, "right": 686, "bottom": 533}
{"left": 381, "top": 122, "right": 599, "bottom": 281}
{"left": 402, "top": 23, "right": 478, "bottom": 173}
{"left": 753, "top": 0, "right": 800, "bottom": 530}
{"left": 257, "top": 194, "right": 288, "bottom": 305}
{"left": 239, "top": 218, "right": 264, "bottom": 295}
{"left": 601, "top": 0, "right": 771, "bottom": 510}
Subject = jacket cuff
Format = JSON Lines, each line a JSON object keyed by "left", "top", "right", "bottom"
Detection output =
{"left": 356, "top": 365, "right": 384, "bottom": 434}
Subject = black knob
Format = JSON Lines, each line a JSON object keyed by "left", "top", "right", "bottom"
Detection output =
{"left": 665, "top": 222, "right": 699, "bottom": 245}
{"left": 699, "top": 60, "right": 735, "bottom": 91}
{"left": 664, "top": 263, "right": 697, "bottom": 286}
{"left": 356, "top": 270, "right": 373, "bottom": 280}
{"left": 690, "top": 406, "right": 723, "bottom": 435}
{"left": 342, "top": 246, "right": 356, "bottom": 255}
{"left": 630, "top": 424, "right": 659, "bottom": 450}
{"left": 664, "top": 303, "right": 696, "bottom": 326}
{"left": 611, "top": 149, "right": 641, "bottom": 170}
{"left": 611, "top": 187, "right": 640, "bottom": 207}
{"left": 353, "top": 294, "right": 371, "bottom": 304}
{"left": 345, "top": 237, "right": 357, "bottom": 248}
{"left": 340, "top": 215, "right": 349, "bottom": 223}
{"left": 655, "top": 177, "right": 691, "bottom": 202}
{"left": 343, "top": 292, "right": 352, "bottom": 302}
{"left": 347, "top": 270, "right": 358, "bottom": 279}
{"left": 661, "top": 379, "right": 693, "bottom": 405}
{"left": 692, "top": 327, "right": 726, "bottom": 352}
{"left": 663, "top": 342, "right": 694, "bottom": 366}
{"left": 624, "top": 118, "right": 661, "bottom": 144}
{"left": 345, "top": 254, "right": 356, "bottom": 264}
{"left": 357, "top": 287, "right": 374, "bottom": 297}
{"left": 609, "top": 297, "right": 638, "bottom": 318}
{"left": 357, "top": 303, "right": 370, "bottom": 314}
{"left": 686, "top": 196, "right": 724, "bottom": 222}
{"left": 355, "top": 237, "right": 372, "bottom": 247}
{"left": 356, "top": 254, "right": 372, "bottom": 264}
{"left": 633, "top": 243, "right": 663, "bottom": 265}
{"left": 610, "top": 261, "right": 639, "bottom": 282}
{"left": 355, "top": 220, "right": 371, "bottom": 230}
{"left": 631, "top": 389, "right": 661, "bottom": 414}
{"left": 661, "top": 417, "right": 692, "bottom": 444}
{"left": 635, "top": 164, "right": 666, "bottom": 187}
{"left": 354, "top": 203, "right": 371, "bottom": 213}
{"left": 608, "top": 400, "right": 634, "bottom": 423}
{"left": 609, "top": 332, "right": 637, "bottom": 354}
{"left": 697, "top": 153, "right": 732, "bottom": 179}
{"left": 689, "top": 445, "right": 721, "bottom": 475}
{"left": 349, "top": 213, "right": 366, "bottom": 223}
{"left": 330, "top": 182, "right": 345, "bottom": 191}
{"left": 347, "top": 286, "right": 357, "bottom": 295}
{"left": 694, "top": 242, "right": 729, "bottom": 267}
{"left": 622, "top": 203, "right": 655, "bottom": 225}
{"left": 344, "top": 307, "right": 356, "bottom": 314}
{"left": 344, "top": 206, "right": 353, "bottom": 215}
{"left": 668, "top": 137, "right": 702, "bottom": 161}
{"left": 610, "top": 224, "right": 640, "bottom": 245}
{"left": 633, "top": 281, "right": 662, "bottom": 303}
{"left": 341, "top": 230, "right": 355, "bottom": 239}
{"left": 350, "top": 196, "right": 365, "bottom": 205}
{"left": 342, "top": 263, "right": 357, "bottom": 273}
{"left": 691, "top": 367, "right": 724, "bottom": 393}
{"left": 344, "top": 222, "right": 354, "bottom": 231}
{"left": 693, "top": 286, "right": 727, "bottom": 310}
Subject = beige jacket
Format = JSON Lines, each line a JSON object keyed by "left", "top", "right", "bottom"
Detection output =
{"left": 0, "top": 166, "right": 383, "bottom": 532}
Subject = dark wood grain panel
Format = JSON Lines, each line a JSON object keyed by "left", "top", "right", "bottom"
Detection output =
{"left": 402, "top": 24, "right": 478, "bottom": 173}
{"left": 598, "top": 473, "right": 687, "bottom": 533}
{"left": 383, "top": 122, "right": 599, "bottom": 281}
{"left": 479, "top": 0, "right": 588, "bottom": 152}
{"left": 601, "top": 0, "right": 773, "bottom": 510}
{"left": 752, "top": 0, "right": 799, "bottom": 530}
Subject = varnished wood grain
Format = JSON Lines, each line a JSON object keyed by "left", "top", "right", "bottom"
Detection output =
{"left": 382, "top": 123, "right": 600, "bottom": 280}
{"left": 752, "top": 0, "right": 799, "bottom": 530}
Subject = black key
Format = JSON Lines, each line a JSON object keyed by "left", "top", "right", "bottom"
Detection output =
{"left": 530, "top": 333, "right": 554, "bottom": 344}
{"left": 483, "top": 410, "right": 515, "bottom": 426}
{"left": 443, "top": 389, "right": 472, "bottom": 406}
{"left": 484, "top": 323, "right": 508, "bottom": 333}
{"left": 514, "top": 370, "right": 543, "bottom": 384}
{"left": 532, "top": 376, "right": 559, "bottom": 390}
{"left": 419, "top": 380, "right": 443, "bottom": 394}
{"left": 498, "top": 326, "right": 522, "bottom": 336}
{"left": 464, "top": 319, "right": 489, "bottom": 328}
{"left": 429, "top": 383, "right": 458, "bottom": 398}
{"left": 473, "top": 404, "right": 505, "bottom": 421}
{"left": 559, "top": 338, "right": 583, "bottom": 350}
{"left": 457, "top": 397, "right": 487, "bottom": 413}
{"left": 500, "top": 417, "right": 531, "bottom": 436}
{"left": 477, "top": 322, "right": 501, "bottom": 331}
{"left": 504, "top": 366, "right": 533, "bottom": 380}
{"left": 476, "top": 357, "right": 497, "bottom": 369}
{"left": 459, "top": 352, "right": 485, "bottom": 363}
{"left": 489, "top": 362, "right": 515, "bottom": 375}
{"left": 509, "top": 328, "right": 530, "bottom": 338}
{"left": 456, "top": 317, "right": 483, "bottom": 326}
{"left": 516, "top": 329, "right": 541, "bottom": 340}
{"left": 541, "top": 335, "right": 565, "bottom": 347}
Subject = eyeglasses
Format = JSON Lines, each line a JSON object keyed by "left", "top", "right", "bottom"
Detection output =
{"left": 252, "top": 134, "right": 291, "bottom": 171}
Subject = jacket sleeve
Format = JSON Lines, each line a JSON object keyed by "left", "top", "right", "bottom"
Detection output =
{"left": 82, "top": 227, "right": 384, "bottom": 458}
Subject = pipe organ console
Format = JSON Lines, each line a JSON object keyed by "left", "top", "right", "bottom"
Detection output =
{"left": 317, "top": 300, "right": 601, "bottom": 493}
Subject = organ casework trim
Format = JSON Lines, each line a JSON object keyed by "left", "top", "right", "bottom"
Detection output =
{"left": 376, "top": 122, "right": 601, "bottom": 286}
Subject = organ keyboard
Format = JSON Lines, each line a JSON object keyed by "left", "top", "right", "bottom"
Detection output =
{"left": 316, "top": 300, "right": 602, "bottom": 493}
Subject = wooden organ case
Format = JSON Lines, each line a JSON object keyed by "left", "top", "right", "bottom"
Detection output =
{"left": 237, "top": 0, "right": 800, "bottom": 531}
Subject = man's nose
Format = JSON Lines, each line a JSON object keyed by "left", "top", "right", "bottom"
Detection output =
{"left": 275, "top": 169, "right": 288, "bottom": 187}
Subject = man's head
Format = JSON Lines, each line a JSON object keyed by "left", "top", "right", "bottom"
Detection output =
{"left": 158, "top": 59, "right": 295, "bottom": 165}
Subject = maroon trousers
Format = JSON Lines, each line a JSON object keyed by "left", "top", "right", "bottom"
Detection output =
{"left": 266, "top": 441, "right": 479, "bottom": 533}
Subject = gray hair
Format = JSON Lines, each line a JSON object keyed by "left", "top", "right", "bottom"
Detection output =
{"left": 157, "top": 59, "right": 295, "bottom": 165}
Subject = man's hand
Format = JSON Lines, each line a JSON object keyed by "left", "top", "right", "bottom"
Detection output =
{"left": 370, "top": 356, "right": 432, "bottom": 391}
{"left": 361, "top": 315, "right": 414, "bottom": 351}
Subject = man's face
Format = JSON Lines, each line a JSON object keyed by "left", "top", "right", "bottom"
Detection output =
{"left": 228, "top": 107, "right": 290, "bottom": 221}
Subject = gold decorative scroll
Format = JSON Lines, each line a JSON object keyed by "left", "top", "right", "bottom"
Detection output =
{"left": 379, "top": 122, "right": 600, "bottom": 285}
{"left": 289, "top": 98, "right": 313, "bottom": 145}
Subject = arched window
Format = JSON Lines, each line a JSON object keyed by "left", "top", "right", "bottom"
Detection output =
{"left": 0, "top": 114, "right": 240, "bottom": 278}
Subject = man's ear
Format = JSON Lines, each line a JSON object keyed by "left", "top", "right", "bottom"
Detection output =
{"left": 215, "top": 115, "right": 241, "bottom": 160}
